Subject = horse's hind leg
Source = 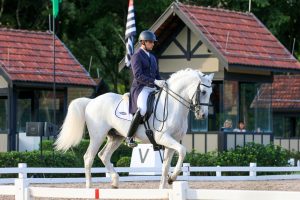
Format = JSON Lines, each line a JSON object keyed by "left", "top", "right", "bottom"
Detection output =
{"left": 84, "top": 126, "right": 108, "bottom": 188}
{"left": 98, "top": 132, "right": 124, "bottom": 188}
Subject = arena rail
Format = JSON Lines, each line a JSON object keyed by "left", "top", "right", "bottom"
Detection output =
{"left": 1, "top": 177, "right": 300, "bottom": 200}
{"left": 1, "top": 163, "right": 300, "bottom": 199}
{"left": 1, "top": 162, "right": 300, "bottom": 185}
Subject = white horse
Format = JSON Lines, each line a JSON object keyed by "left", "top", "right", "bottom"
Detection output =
{"left": 54, "top": 68, "right": 213, "bottom": 189}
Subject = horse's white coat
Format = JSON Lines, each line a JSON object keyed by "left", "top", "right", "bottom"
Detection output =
{"left": 55, "top": 68, "right": 213, "bottom": 189}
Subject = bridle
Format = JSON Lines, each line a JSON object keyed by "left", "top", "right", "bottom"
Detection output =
{"left": 191, "top": 82, "right": 212, "bottom": 111}
{"left": 162, "top": 81, "right": 211, "bottom": 112}
{"left": 153, "top": 80, "right": 212, "bottom": 131}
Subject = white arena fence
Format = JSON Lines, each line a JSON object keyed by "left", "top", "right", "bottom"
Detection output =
{"left": 0, "top": 163, "right": 300, "bottom": 200}
{"left": 3, "top": 181, "right": 300, "bottom": 200}
{"left": 1, "top": 162, "right": 300, "bottom": 184}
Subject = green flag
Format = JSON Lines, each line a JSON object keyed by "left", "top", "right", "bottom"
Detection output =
{"left": 51, "top": 0, "right": 62, "bottom": 18}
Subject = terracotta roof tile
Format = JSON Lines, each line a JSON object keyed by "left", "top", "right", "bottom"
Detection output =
{"left": 178, "top": 4, "right": 300, "bottom": 70}
{"left": 0, "top": 28, "right": 95, "bottom": 86}
{"left": 271, "top": 75, "right": 300, "bottom": 109}
{"left": 253, "top": 75, "right": 300, "bottom": 110}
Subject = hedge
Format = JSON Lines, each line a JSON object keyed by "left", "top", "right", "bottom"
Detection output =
{"left": 182, "top": 143, "right": 291, "bottom": 176}
{"left": 0, "top": 151, "right": 80, "bottom": 178}
{"left": 181, "top": 143, "right": 290, "bottom": 167}
{"left": 41, "top": 139, "right": 132, "bottom": 166}
{"left": 0, "top": 141, "right": 298, "bottom": 177}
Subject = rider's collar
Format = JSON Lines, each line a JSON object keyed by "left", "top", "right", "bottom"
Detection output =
{"left": 141, "top": 47, "right": 150, "bottom": 57}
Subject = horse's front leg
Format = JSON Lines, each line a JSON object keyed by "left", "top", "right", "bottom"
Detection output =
{"left": 159, "top": 148, "right": 175, "bottom": 189}
{"left": 157, "top": 134, "right": 186, "bottom": 185}
{"left": 169, "top": 143, "right": 186, "bottom": 184}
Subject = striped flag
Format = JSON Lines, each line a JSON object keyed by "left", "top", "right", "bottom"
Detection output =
{"left": 125, "top": 0, "right": 136, "bottom": 67}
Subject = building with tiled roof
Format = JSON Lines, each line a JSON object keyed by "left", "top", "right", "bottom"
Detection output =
{"left": 120, "top": 2, "right": 300, "bottom": 152}
{"left": 0, "top": 28, "right": 95, "bottom": 86}
{"left": 176, "top": 4, "right": 300, "bottom": 71}
{"left": 0, "top": 28, "right": 96, "bottom": 151}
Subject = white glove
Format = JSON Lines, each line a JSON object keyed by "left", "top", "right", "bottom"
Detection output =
{"left": 154, "top": 79, "right": 166, "bottom": 88}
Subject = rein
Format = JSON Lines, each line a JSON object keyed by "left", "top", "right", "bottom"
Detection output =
{"left": 163, "top": 82, "right": 211, "bottom": 112}
{"left": 153, "top": 85, "right": 169, "bottom": 132}
{"left": 152, "top": 81, "right": 211, "bottom": 132}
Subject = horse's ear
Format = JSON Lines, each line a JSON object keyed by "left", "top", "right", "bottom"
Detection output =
{"left": 207, "top": 73, "right": 214, "bottom": 81}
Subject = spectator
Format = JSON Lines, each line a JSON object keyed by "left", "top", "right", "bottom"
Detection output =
{"left": 233, "top": 121, "right": 246, "bottom": 132}
{"left": 221, "top": 119, "right": 233, "bottom": 132}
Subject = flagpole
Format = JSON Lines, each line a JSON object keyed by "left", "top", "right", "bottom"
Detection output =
{"left": 52, "top": 12, "right": 56, "bottom": 127}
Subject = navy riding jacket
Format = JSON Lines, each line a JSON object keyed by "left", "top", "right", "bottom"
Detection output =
{"left": 129, "top": 48, "right": 161, "bottom": 114}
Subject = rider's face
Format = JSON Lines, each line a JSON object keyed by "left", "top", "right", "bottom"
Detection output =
{"left": 144, "top": 40, "right": 155, "bottom": 51}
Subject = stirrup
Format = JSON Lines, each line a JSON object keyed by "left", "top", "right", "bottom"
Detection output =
{"left": 126, "top": 137, "right": 137, "bottom": 148}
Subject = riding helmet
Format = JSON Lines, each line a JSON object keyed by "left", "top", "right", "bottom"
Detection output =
{"left": 138, "top": 30, "right": 157, "bottom": 42}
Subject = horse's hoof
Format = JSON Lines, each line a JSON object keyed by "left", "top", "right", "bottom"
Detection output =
{"left": 167, "top": 177, "right": 174, "bottom": 185}
{"left": 111, "top": 185, "right": 118, "bottom": 189}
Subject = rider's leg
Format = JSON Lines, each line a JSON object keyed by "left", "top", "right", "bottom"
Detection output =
{"left": 125, "top": 109, "right": 142, "bottom": 148}
{"left": 125, "top": 87, "right": 151, "bottom": 148}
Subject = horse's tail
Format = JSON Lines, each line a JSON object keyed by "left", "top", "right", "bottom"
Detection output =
{"left": 54, "top": 97, "right": 91, "bottom": 152}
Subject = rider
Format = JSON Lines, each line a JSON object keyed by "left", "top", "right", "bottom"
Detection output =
{"left": 126, "top": 30, "right": 166, "bottom": 148}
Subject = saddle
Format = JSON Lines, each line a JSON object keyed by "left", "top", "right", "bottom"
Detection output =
{"left": 115, "top": 91, "right": 156, "bottom": 121}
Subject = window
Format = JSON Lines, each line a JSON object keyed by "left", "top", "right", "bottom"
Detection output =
{"left": 0, "top": 97, "right": 8, "bottom": 132}
{"left": 274, "top": 115, "right": 300, "bottom": 138}
{"left": 239, "top": 83, "right": 272, "bottom": 132}
{"left": 190, "top": 112, "right": 208, "bottom": 132}
{"left": 208, "top": 82, "right": 223, "bottom": 131}
{"left": 189, "top": 80, "right": 272, "bottom": 133}
{"left": 39, "top": 90, "right": 64, "bottom": 125}
{"left": 17, "top": 91, "right": 33, "bottom": 132}
{"left": 223, "top": 81, "right": 238, "bottom": 129}
{"left": 16, "top": 89, "right": 65, "bottom": 132}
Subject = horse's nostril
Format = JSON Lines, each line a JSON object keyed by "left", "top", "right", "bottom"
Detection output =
{"left": 202, "top": 114, "right": 205, "bottom": 118}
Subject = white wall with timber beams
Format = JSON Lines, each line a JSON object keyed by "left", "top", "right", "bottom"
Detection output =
{"left": 0, "top": 75, "right": 8, "bottom": 88}
{"left": 158, "top": 26, "right": 219, "bottom": 74}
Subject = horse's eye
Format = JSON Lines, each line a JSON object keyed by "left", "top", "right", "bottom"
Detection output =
{"left": 202, "top": 91, "right": 206, "bottom": 96}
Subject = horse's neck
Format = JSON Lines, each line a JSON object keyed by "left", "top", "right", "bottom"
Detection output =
{"left": 169, "top": 77, "right": 195, "bottom": 101}
{"left": 157, "top": 83, "right": 191, "bottom": 122}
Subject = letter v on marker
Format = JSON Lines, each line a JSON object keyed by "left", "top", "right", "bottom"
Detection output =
{"left": 139, "top": 148, "right": 149, "bottom": 163}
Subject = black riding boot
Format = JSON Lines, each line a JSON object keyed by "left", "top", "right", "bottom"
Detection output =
{"left": 126, "top": 110, "right": 142, "bottom": 148}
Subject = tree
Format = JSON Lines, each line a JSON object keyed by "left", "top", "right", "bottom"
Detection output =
{"left": 0, "top": 0, "right": 299, "bottom": 92}
{"left": 0, "top": 0, "right": 49, "bottom": 29}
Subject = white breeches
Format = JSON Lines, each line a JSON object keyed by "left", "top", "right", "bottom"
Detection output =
{"left": 137, "top": 86, "right": 156, "bottom": 116}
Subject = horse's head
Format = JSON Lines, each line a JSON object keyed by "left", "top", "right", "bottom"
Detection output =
{"left": 166, "top": 69, "right": 214, "bottom": 120}
{"left": 191, "top": 72, "right": 214, "bottom": 120}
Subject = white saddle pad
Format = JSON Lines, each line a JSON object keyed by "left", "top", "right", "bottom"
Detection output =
{"left": 115, "top": 95, "right": 133, "bottom": 121}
